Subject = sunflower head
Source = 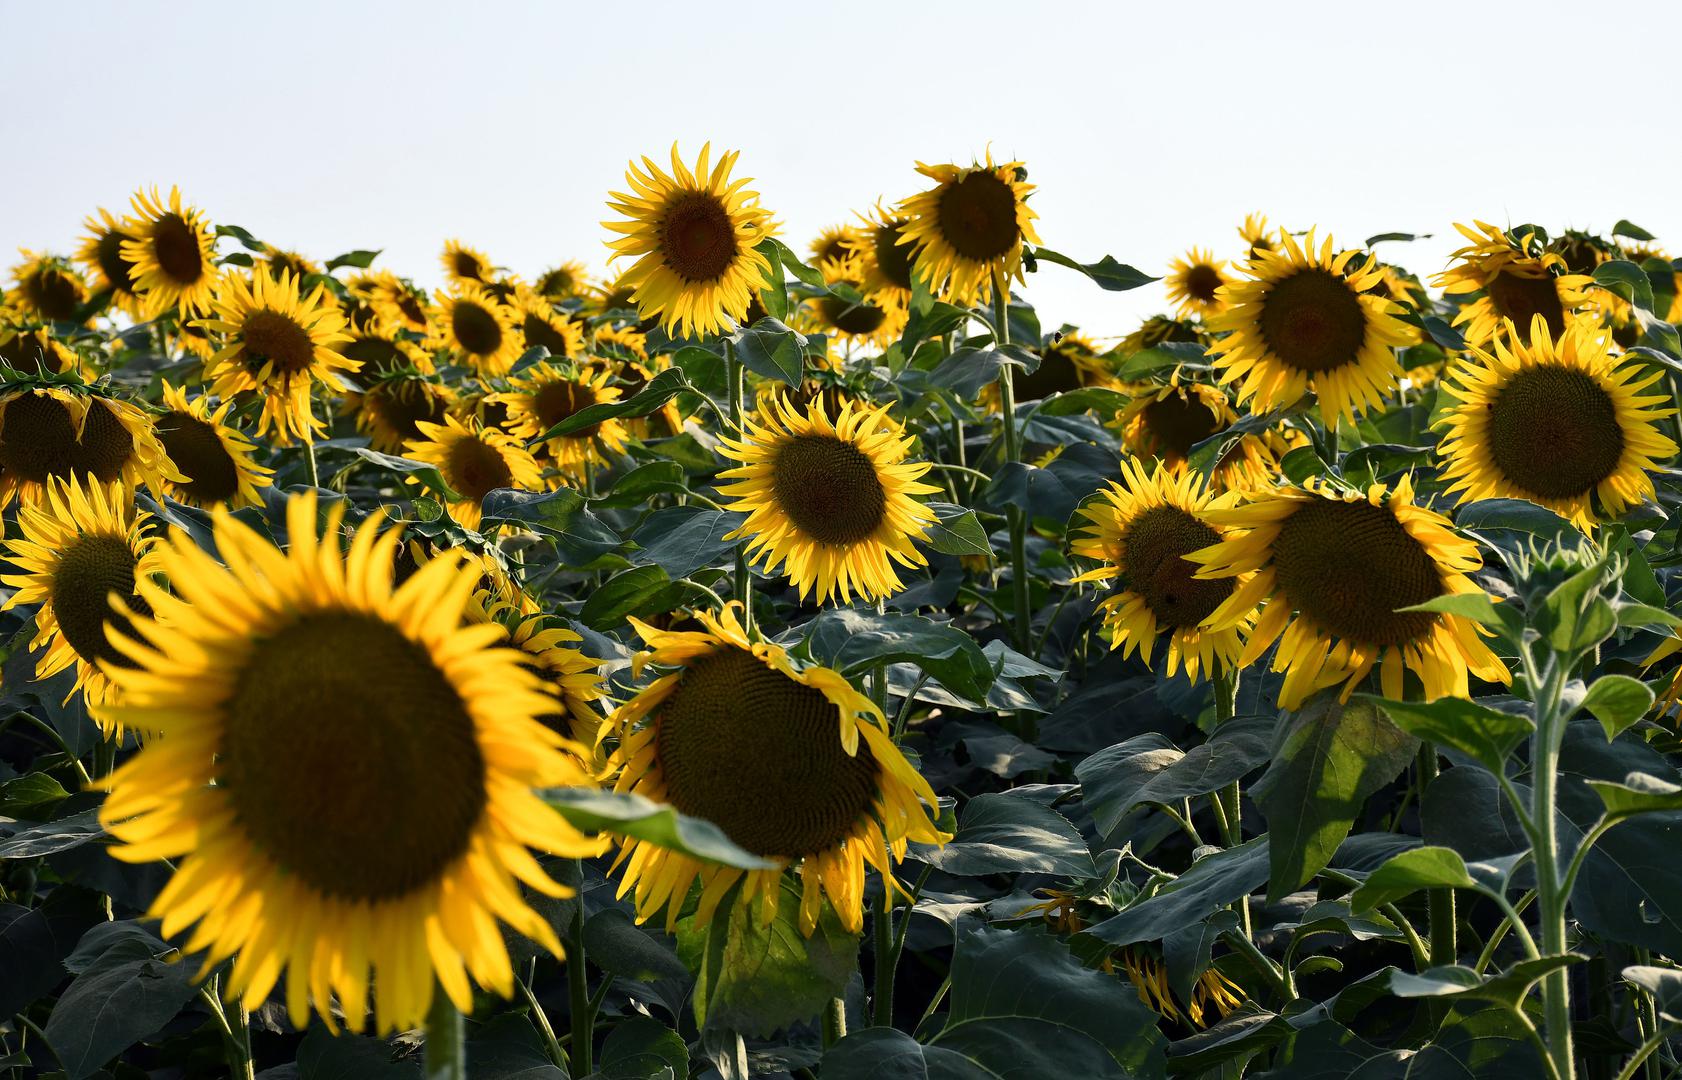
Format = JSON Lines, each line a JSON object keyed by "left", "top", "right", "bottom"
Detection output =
{"left": 1239, "top": 213, "right": 1279, "bottom": 260}
{"left": 1437, "top": 314, "right": 1678, "bottom": 529}
{"left": 717, "top": 394, "right": 939, "bottom": 604}
{"left": 897, "top": 152, "right": 1040, "bottom": 307}
{"left": 0, "top": 384, "right": 179, "bottom": 508}
{"left": 1165, "top": 248, "right": 1229, "bottom": 318}
{"left": 803, "top": 268, "right": 908, "bottom": 351}
{"left": 535, "top": 260, "right": 589, "bottom": 300}
{"left": 9, "top": 251, "right": 89, "bottom": 325}
{"left": 1119, "top": 314, "right": 1204, "bottom": 357}
{"left": 441, "top": 239, "right": 493, "bottom": 285}
{"left": 1432, "top": 221, "right": 1595, "bottom": 348}
{"left": 603, "top": 143, "right": 777, "bottom": 339}
{"left": 429, "top": 284, "right": 522, "bottom": 376}
{"left": 1119, "top": 379, "right": 1238, "bottom": 465}
{"left": 260, "top": 247, "right": 321, "bottom": 283}
{"left": 155, "top": 381, "right": 273, "bottom": 509}
{"left": 810, "top": 225, "right": 866, "bottom": 279}
{"left": 606, "top": 604, "right": 945, "bottom": 934}
{"left": 361, "top": 269, "right": 432, "bottom": 335}
{"left": 491, "top": 362, "right": 627, "bottom": 476}
{"left": 405, "top": 415, "right": 545, "bottom": 531}
{"left": 344, "top": 375, "right": 456, "bottom": 453}
{"left": 77, "top": 207, "right": 143, "bottom": 315}
{"left": 1548, "top": 229, "right": 1615, "bottom": 275}
{"left": 0, "top": 323, "right": 80, "bottom": 376}
{"left": 121, "top": 186, "right": 217, "bottom": 317}
{"left": 513, "top": 288, "right": 586, "bottom": 363}
{"left": 856, "top": 200, "right": 920, "bottom": 301}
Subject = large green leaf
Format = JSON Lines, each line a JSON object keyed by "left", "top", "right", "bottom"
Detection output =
{"left": 594, "top": 1016, "right": 689, "bottom": 1079}
{"left": 1358, "top": 694, "right": 1531, "bottom": 777}
{"left": 466, "top": 1013, "right": 567, "bottom": 1079}
{"left": 480, "top": 488, "right": 622, "bottom": 563}
{"left": 0, "top": 886, "right": 103, "bottom": 1017}
{"left": 540, "top": 789, "right": 773, "bottom": 869}
{"left": 730, "top": 320, "right": 804, "bottom": 385}
{"left": 1349, "top": 846, "right": 1478, "bottom": 912}
{"left": 538, "top": 367, "right": 691, "bottom": 441}
{"left": 1084, "top": 837, "right": 1270, "bottom": 947}
{"left": 911, "top": 792, "right": 1094, "bottom": 878}
{"left": 629, "top": 506, "right": 746, "bottom": 578}
{"left": 1075, "top": 716, "right": 1272, "bottom": 837}
{"left": 803, "top": 609, "right": 995, "bottom": 704}
{"left": 1029, "top": 247, "right": 1159, "bottom": 292}
{"left": 43, "top": 921, "right": 204, "bottom": 1080}
{"left": 923, "top": 502, "right": 992, "bottom": 558}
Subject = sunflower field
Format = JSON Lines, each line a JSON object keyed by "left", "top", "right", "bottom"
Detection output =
{"left": 2, "top": 148, "right": 1682, "bottom": 1080}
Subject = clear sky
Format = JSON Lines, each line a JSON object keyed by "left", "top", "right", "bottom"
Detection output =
{"left": 4, "top": 0, "right": 1679, "bottom": 340}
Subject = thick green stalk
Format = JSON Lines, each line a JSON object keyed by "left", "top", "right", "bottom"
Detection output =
{"left": 1416, "top": 743, "right": 1458, "bottom": 968}
{"left": 872, "top": 879, "right": 895, "bottom": 1026}
{"left": 567, "top": 877, "right": 593, "bottom": 1076}
{"left": 989, "top": 272, "right": 1030, "bottom": 651}
{"left": 823, "top": 997, "right": 847, "bottom": 1047}
{"left": 423, "top": 984, "right": 466, "bottom": 1080}
{"left": 724, "top": 340, "right": 752, "bottom": 632}
{"left": 1527, "top": 649, "right": 1575, "bottom": 1079}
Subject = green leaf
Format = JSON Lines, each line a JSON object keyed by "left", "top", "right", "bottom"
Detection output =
{"left": 538, "top": 367, "right": 692, "bottom": 442}
{"left": 0, "top": 887, "right": 103, "bottom": 1018}
{"left": 1396, "top": 591, "right": 1505, "bottom": 628}
{"left": 630, "top": 506, "right": 745, "bottom": 579}
{"left": 596, "top": 461, "right": 689, "bottom": 508}
{"left": 1586, "top": 772, "right": 1682, "bottom": 820}
{"left": 804, "top": 609, "right": 996, "bottom": 704}
{"left": 1085, "top": 837, "right": 1271, "bottom": 946}
{"left": 1614, "top": 220, "right": 1657, "bottom": 242}
{"left": 325, "top": 249, "right": 381, "bottom": 271}
{"left": 582, "top": 909, "right": 688, "bottom": 984}
{"left": 351, "top": 447, "right": 460, "bottom": 502}
{"left": 293, "top": 1023, "right": 417, "bottom": 1079}
{"left": 1390, "top": 957, "right": 1580, "bottom": 1007}
{"left": 928, "top": 344, "right": 1036, "bottom": 399}
{"left": 467, "top": 1013, "right": 566, "bottom": 1079}
{"left": 1253, "top": 697, "right": 1418, "bottom": 900}
{"left": 43, "top": 921, "right": 203, "bottom": 1080}
{"left": 1625, "top": 965, "right": 1682, "bottom": 1023}
{"left": 596, "top": 1016, "right": 689, "bottom": 1079}
{"left": 1594, "top": 259, "right": 1656, "bottom": 313}
{"left": 730, "top": 320, "right": 804, "bottom": 385}
{"left": 1410, "top": 1002, "right": 1546, "bottom": 1078}
{"left": 1075, "top": 717, "right": 1272, "bottom": 837}
{"left": 1542, "top": 559, "right": 1619, "bottom": 654}
{"left": 1254, "top": 1020, "right": 1408, "bottom": 1080}
{"left": 759, "top": 237, "right": 824, "bottom": 288}
{"left": 1116, "top": 340, "right": 1208, "bottom": 382}
{"left": 1350, "top": 846, "right": 1478, "bottom": 913}
{"left": 1029, "top": 246, "right": 1160, "bottom": 292}
{"left": 539, "top": 789, "right": 774, "bottom": 870}
{"left": 923, "top": 501, "right": 992, "bottom": 558}
{"left": 911, "top": 791, "right": 1093, "bottom": 878}
{"left": 214, "top": 223, "right": 267, "bottom": 252}
{"left": 480, "top": 488, "right": 623, "bottom": 564}
{"left": 579, "top": 565, "right": 687, "bottom": 631}
{"left": 1033, "top": 386, "right": 1131, "bottom": 417}
{"left": 1455, "top": 498, "right": 1575, "bottom": 543}
{"left": 1358, "top": 694, "right": 1532, "bottom": 776}
{"left": 0, "top": 807, "right": 105, "bottom": 859}
{"left": 1616, "top": 602, "right": 1682, "bottom": 630}
{"left": 1582, "top": 674, "right": 1656, "bottom": 740}
{"left": 0, "top": 772, "right": 71, "bottom": 818}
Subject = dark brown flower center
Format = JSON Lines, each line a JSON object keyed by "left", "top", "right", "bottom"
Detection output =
{"left": 532, "top": 380, "right": 601, "bottom": 440}
{"left": 50, "top": 534, "right": 149, "bottom": 671}
{"left": 446, "top": 433, "right": 513, "bottom": 503}
{"left": 1271, "top": 498, "right": 1443, "bottom": 647}
{"left": 660, "top": 192, "right": 738, "bottom": 283}
{"left": 0, "top": 394, "right": 135, "bottom": 485}
{"left": 1141, "top": 392, "right": 1226, "bottom": 461}
{"left": 451, "top": 300, "right": 503, "bottom": 357}
{"left": 936, "top": 172, "right": 1020, "bottom": 261}
{"left": 1485, "top": 365, "right": 1625, "bottom": 499}
{"left": 0, "top": 331, "right": 68, "bottom": 373}
{"left": 873, "top": 220, "right": 916, "bottom": 290}
{"left": 219, "top": 613, "right": 486, "bottom": 900}
{"left": 1486, "top": 271, "right": 1566, "bottom": 342}
{"left": 818, "top": 293, "right": 887, "bottom": 337}
{"left": 28, "top": 268, "right": 84, "bottom": 322}
{"left": 397, "top": 292, "right": 427, "bottom": 327}
{"left": 1119, "top": 505, "right": 1232, "bottom": 627}
{"left": 1257, "top": 268, "right": 1368, "bottom": 373}
{"left": 370, "top": 382, "right": 450, "bottom": 446}
{"left": 771, "top": 434, "right": 887, "bottom": 546}
{"left": 96, "top": 230, "right": 138, "bottom": 292}
{"left": 655, "top": 647, "right": 878, "bottom": 857}
{"left": 1015, "top": 350, "right": 1084, "bottom": 401}
{"left": 523, "top": 312, "right": 574, "bottom": 358}
{"left": 1183, "top": 264, "right": 1224, "bottom": 304}
{"left": 152, "top": 213, "right": 204, "bottom": 284}
{"left": 242, "top": 310, "right": 317, "bottom": 376}
{"left": 157, "top": 411, "right": 240, "bottom": 505}
{"left": 452, "top": 251, "right": 485, "bottom": 281}
{"left": 343, "top": 337, "right": 408, "bottom": 378}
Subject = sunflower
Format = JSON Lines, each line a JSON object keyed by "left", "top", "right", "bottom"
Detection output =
{"left": 717, "top": 395, "right": 939, "bottom": 604}
{"left": 121, "top": 186, "right": 218, "bottom": 317}
{"left": 1165, "top": 248, "right": 1229, "bottom": 318}
{"left": 199, "top": 268, "right": 355, "bottom": 445}
{"left": 8, "top": 252, "right": 88, "bottom": 325}
{"left": 93, "top": 492, "right": 605, "bottom": 1034}
{"left": 535, "top": 261, "right": 589, "bottom": 301}
{"left": 479, "top": 596, "right": 608, "bottom": 766}
{"left": 591, "top": 271, "right": 640, "bottom": 316}
{"left": 441, "top": 239, "right": 493, "bottom": 285}
{"left": 512, "top": 289, "right": 586, "bottom": 362}
{"left": 1238, "top": 213, "right": 1279, "bottom": 260}
{"left": 1121, "top": 950, "right": 1246, "bottom": 1030}
{"left": 598, "top": 354, "right": 689, "bottom": 439}
{"left": 897, "top": 151, "right": 1039, "bottom": 307}
{"left": 856, "top": 201, "right": 919, "bottom": 303}
{"left": 405, "top": 416, "right": 545, "bottom": 531}
{"left": 605, "top": 604, "right": 945, "bottom": 934}
{"left": 0, "top": 324, "right": 79, "bottom": 375}
{"left": 341, "top": 328, "right": 435, "bottom": 380}
{"left": 1190, "top": 476, "right": 1509, "bottom": 709}
{"left": 1437, "top": 315, "right": 1677, "bottom": 530}
{"left": 152, "top": 381, "right": 271, "bottom": 509}
{"left": 1071, "top": 459, "right": 1249, "bottom": 680}
{"left": 1206, "top": 229, "right": 1414, "bottom": 428}
{"left": 1119, "top": 314, "right": 1204, "bottom": 357}
{"left": 986, "top": 331, "right": 1116, "bottom": 409}
{"left": 259, "top": 247, "right": 321, "bottom": 282}
{"left": 1432, "top": 221, "right": 1595, "bottom": 348}
{"left": 1, "top": 477, "right": 163, "bottom": 717}
{"left": 603, "top": 143, "right": 777, "bottom": 339}
{"left": 491, "top": 362, "right": 627, "bottom": 476}
{"left": 810, "top": 224, "right": 865, "bottom": 279}
{"left": 592, "top": 321, "right": 649, "bottom": 361}
{"left": 0, "top": 385, "right": 178, "bottom": 509}
{"left": 361, "top": 270, "right": 432, "bottom": 335}
{"left": 1548, "top": 229, "right": 1615, "bottom": 276}
{"left": 803, "top": 270, "right": 908, "bottom": 351}
{"left": 430, "top": 284, "right": 522, "bottom": 376}
{"left": 344, "top": 375, "right": 456, "bottom": 453}
{"left": 76, "top": 207, "right": 143, "bottom": 316}
{"left": 1118, "top": 379, "right": 1239, "bottom": 465}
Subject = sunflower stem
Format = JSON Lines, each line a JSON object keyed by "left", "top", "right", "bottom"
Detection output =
{"left": 1212, "top": 669, "right": 1252, "bottom": 939}
{"left": 423, "top": 982, "right": 467, "bottom": 1080}
{"left": 872, "top": 877, "right": 896, "bottom": 1026}
{"left": 200, "top": 978, "right": 255, "bottom": 1080}
{"left": 724, "top": 339, "right": 752, "bottom": 634}
{"left": 304, "top": 437, "right": 321, "bottom": 490}
{"left": 989, "top": 269, "right": 1030, "bottom": 653}
{"left": 1416, "top": 743, "right": 1458, "bottom": 968}
{"left": 1525, "top": 646, "right": 1576, "bottom": 1080}
{"left": 567, "top": 868, "right": 594, "bottom": 1077}
{"left": 822, "top": 996, "right": 847, "bottom": 1047}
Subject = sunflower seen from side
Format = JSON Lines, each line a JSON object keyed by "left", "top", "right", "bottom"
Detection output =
{"left": 803, "top": 261, "right": 908, "bottom": 351}
{"left": 94, "top": 492, "right": 606, "bottom": 1034}
{"left": 344, "top": 375, "right": 456, "bottom": 453}
{"left": 1, "top": 477, "right": 162, "bottom": 719}
{"left": 430, "top": 284, "right": 522, "bottom": 376}
{"left": 717, "top": 394, "right": 939, "bottom": 604}
{"left": 1239, "top": 213, "right": 1279, "bottom": 260}
{"left": 477, "top": 595, "right": 609, "bottom": 766}
{"left": 1206, "top": 229, "right": 1413, "bottom": 428}
{"left": 1118, "top": 379, "right": 1237, "bottom": 466}
{"left": 605, "top": 604, "right": 946, "bottom": 934}
{"left": 603, "top": 144, "right": 776, "bottom": 339}
{"left": 405, "top": 415, "right": 544, "bottom": 531}
{"left": 0, "top": 384, "right": 178, "bottom": 509}
{"left": 513, "top": 288, "right": 586, "bottom": 362}
{"left": 8, "top": 252, "right": 88, "bottom": 325}
{"left": 441, "top": 239, "right": 493, "bottom": 285}
{"left": 535, "top": 260, "right": 589, "bottom": 301}
{"left": 856, "top": 200, "right": 919, "bottom": 306}
{"left": 1071, "top": 459, "right": 1249, "bottom": 680}
{"left": 492, "top": 362, "right": 627, "bottom": 477}
{"left": 1437, "top": 315, "right": 1677, "bottom": 529}
{"left": 593, "top": 321, "right": 649, "bottom": 361}
{"left": 1004, "top": 330, "right": 1116, "bottom": 403}
{"left": 0, "top": 324, "right": 79, "bottom": 375}
{"left": 898, "top": 151, "right": 1039, "bottom": 307}
{"left": 1432, "top": 220, "right": 1594, "bottom": 348}
{"left": 77, "top": 207, "right": 144, "bottom": 316}
{"left": 364, "top": 270, "right": 432, "bottom": 335}
{"left": 155, "top": 381, "right": 272, "bottom": 508}
{"left": 1165, "top": 248, "right": 1230, "bottom": 318}
{"left": 199, "top": 268, "right": 355, "bottom": 445}
{"left": 121, "top": 186, "right": 218, "bottom": 317}
{"left": 1190, "top": 475, "right": 1509, "bottom": 709}
{"left": 810, "top": 224, "right": 864, "bottom": 279}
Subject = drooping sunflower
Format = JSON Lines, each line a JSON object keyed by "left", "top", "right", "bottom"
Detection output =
{"left": 198, "top": 268, "right": 355, "bottom": 445}
{"left": 1238, "top": 213, "right": 1279, "bottom": 260}
{"left": 491, "top": 362, "right": 627, "bottom": 476}
{"left": 605, "top": 604, "right": 946, "bottom": 934}
{"left": 405, "top": 415, "right": 545, "bottom": 531}
{"left": 1548, "top": 229, "right": 1615, "bottom": 276}
{"left": 1190, "top": 475, "right": 1509, "bottom": 709}
{"left": 1206, "top": 229, "right": 1414, "bottom": 428}
{"left": 93, "top": 492, "right": 606, "bottom": 1034}
{"left": 360, "top": 270, "right": 432, "bottom": 335}
{"left": 535, "top": 260, "right": 589, "bottom": 301}
{"left": 341, "top": 327, "right": 436, "bottom": 380}
{"left": 1437, "top": 315, "right": 1677, "bottom": 530}
{"left": 717, "top": 395, "right": 939, "bottom": 604}
{"left": 1118, "top": 378, "right": 1239, "bottom": 466}
{"left": 344, "top": 375, "right": 456, "bottom": 453}
{"left": 8, "top": 252, "right": 89, "bottom": 325}
{"left": 430, "top": 284, "right": 522, "bottom": 376}
{"left": 603, "top": 143, "right": 777, "bottom": 339}
{"left": 1432, "top": 221, "right": 1594, "bottom": 348}
{"left": 855, "top": 200, "right": 919, "bottom": 304}
{"left": 441, "top": 239, "right": 493, "bottom": 285}
{"left": 1119, "top": 314, "right": 1205, "bottom": 357}
{"left": 154, "top": 381, "right": 272, "bottom": 509}
{"left": 1071, "top": 459, "right": 1249, "bottom": 680}
{"left": 76, "top": 207, "right": 143, "bottom": 316}
{"left": 121, "top": 186, "right": 218, "bottom": 317}
{"left": 0, "top": 385, "right": 178, "bottom": 509}
{"left": 0, "top": 324, "right": 79, "bottom": 375}
{"left": 1165, "top": 248, "right": 1230, "bottom": 318}
{"left": 477, "top": 595, "right": 608, "bottom": 764}
{"left": 592, "top": 321, "right": 649, "bottom": 361}
{"left": 802, "top": 271, "right": 908, "bottom": 351}
{"left": 1014, "top": 331, "right": 1117, "bottom": 402}
{"left": 1, "top": 477, "right": 163, "bottom": 717}
{"left": 512, "top": 288, "right": 586, "bottom": 362}
{"left": 897, "top": 151, "right": 1040, "bottom": 307}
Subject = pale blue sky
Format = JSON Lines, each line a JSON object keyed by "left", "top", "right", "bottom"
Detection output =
{"left": 4, "top": 0, "right": 1679, "bottom": 339}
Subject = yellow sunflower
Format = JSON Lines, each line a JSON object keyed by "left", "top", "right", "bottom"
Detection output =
{"left": 810, "top": 224, "right": 865, "bottom": 279}
{"left": 897, "top": 151, "right": 1040, "bottom": 307}
{"left": 590, "top": 271, "right": 640, "bottom": 316}
{"left": 479, "top": 596, "right": 608, "bottom": 766}
{"left": 430, "top": 284, "right": 522, "bottom": 376}
{"left": 1071, "top": 459, "right": 1249, "bottom": 680}
{"left": 1118, "top": 379, "right": 1238, "bottom": 466}
{"left": 1437, "top": 315, "right": 1677, "bottom": 530}
{"left": 405, "top": 415, "right": 545, "bottom": 531}
{"left": 344, "top": 375, "right": 457, "bottom": 453}
{"left": 0, "top": 385, "right": 178, "bottom": 509}
{"left": 1238, "top": 213, "right": 1279, "bottom": 260}
{"left": 1165, "top": 248, "right": 1230, "bottom": 318}
{"left": 8, "top": 252, "right": 88, "bottom": 325}
{"left": 441, "top": 239, "right": 494, "bottom": 285}
{"left": 802, "top": 268, "right": 909, "bottom": 351}
{"left": 358, "top": 270, "right": 432, "bottom": 335}
{"left": 535, "top": 260, "right": 590, "bottom": 301}
{"left": 199, "top": 268, "right": 355, "bottom": 446}
{"left": 717, "top": 395, "right": 939, "bottom": 604}
{"left": 983, "top": 331, "right": 1116, "bottom": 411}
{"left": 603, "top": 143, "right": 777, "bottom": 339}
{"left": 605, "top": 603, "right": 946, "bottom": 934}
{"left": 593, "top": 321, "right": 649, "bottom": 361}
{"left": 1119, "top": 314, "right": 1205, "bottom": 357}
{"left": 154, "top": 381, "right": 272, "bottom": 509}
{"left": 121, "top": 186, "right": 218, "bottom": 317}
{"left": 259, "top": 247, "right": 321, "bottom": 282}
{"left": 0, "top": 324, "right": 79, "bottom": 375}
{"left": 597, "top": 354, "right": 689, "bottom": 440}
{"left": 341, "top": 327, "right": 436, "bottom": 380}
{"left": 512, "top": 288, "right": 586, "bottom": 362}
{"left": 492, "top": 362, "right": 627, "bottom": 476}
{"left": 1190, "top": 476, "right": 1509, "bottom": 709}
{"left": 93, "top": 492, "right": 605, "bottom": 1034}
{"left": 76, "top": 207, "right": 144, "bottom": 316}
{"left": 1, "top": 477, "right": 163, "bottom": 717}
{"left": 856, "top": 200, "right": 920, "bottom": 304}
{"left": 1206, "top": 229, "right": 1414, "bottom": 428}
{"left": 1432, "top": 221, "right": 1595, "bottom": 348}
